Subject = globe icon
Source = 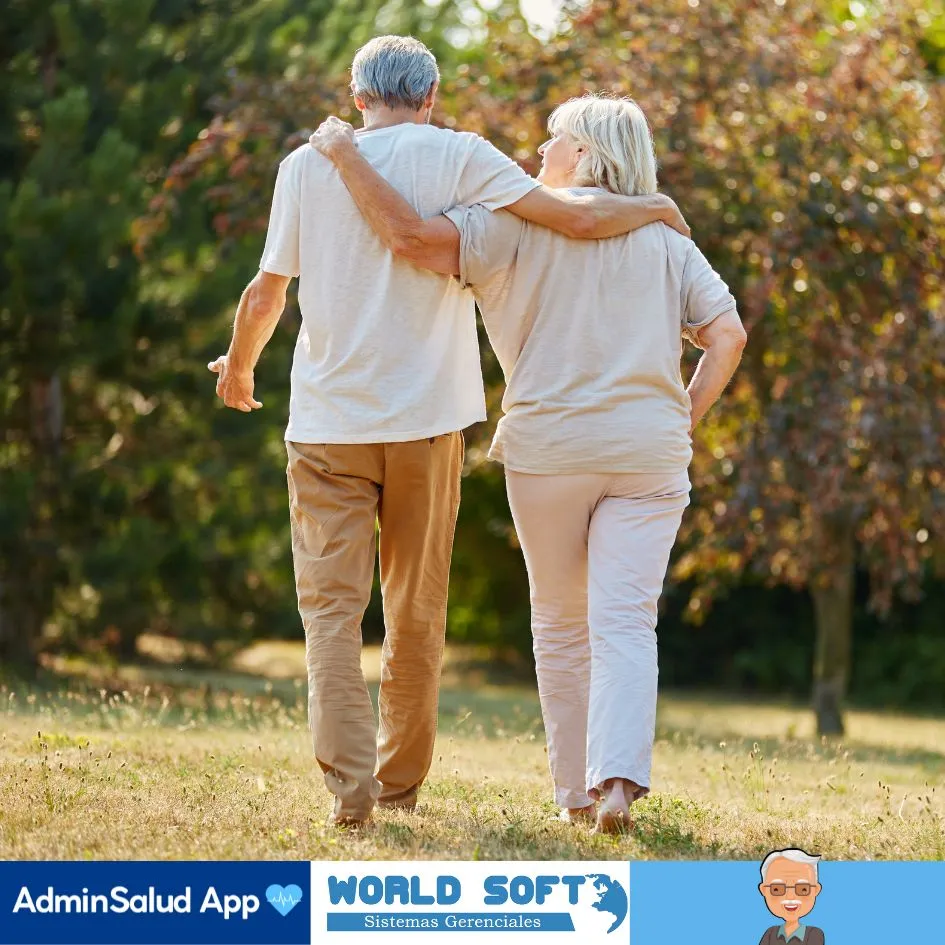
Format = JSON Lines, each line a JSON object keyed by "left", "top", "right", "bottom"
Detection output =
{"left": 572, "top": 873, "right": 628, "bottom": 935}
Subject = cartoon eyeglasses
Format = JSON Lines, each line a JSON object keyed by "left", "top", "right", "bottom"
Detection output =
{"left": 763, "top": 883, "right": 814, "bottom": 897}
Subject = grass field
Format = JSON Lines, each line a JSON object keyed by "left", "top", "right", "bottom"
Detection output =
{"left": 1, "top": 642, "right": 943, "bottom": 861}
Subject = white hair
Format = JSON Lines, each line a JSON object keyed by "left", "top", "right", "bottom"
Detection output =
{"left": 351, "top": 35, "right": 439, "bottom": 111}
{"left": 760, "top": 849, "right": 822, "bottom": 883}
{"left": 548, "top": 94, "right": 658, "bottom": 196}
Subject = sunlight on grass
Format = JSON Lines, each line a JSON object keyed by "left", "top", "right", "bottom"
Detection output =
{"left": 0, "top": 644, "right": 942, "bottom": 861}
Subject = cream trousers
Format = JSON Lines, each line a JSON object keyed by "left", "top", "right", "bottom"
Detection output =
{"left": 506, "top": 468, "right": 690, "bottom": 809}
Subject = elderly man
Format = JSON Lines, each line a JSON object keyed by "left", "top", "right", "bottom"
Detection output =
{"left": 210, "top": 35, "right": 689, "bottom": 827}
{"left": 758, "top": 848, "right": 826, "bottom": 944}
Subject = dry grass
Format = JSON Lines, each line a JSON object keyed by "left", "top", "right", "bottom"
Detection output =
{"left": 1, "top": 642, "right": 943, "bottom": 861}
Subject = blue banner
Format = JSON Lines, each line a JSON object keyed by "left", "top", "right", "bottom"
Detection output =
{"left": 630, "top": 861, "right": 943, "bottom": 944}
{"left": 2, "top": 859, "right": 941, "bottom": 943}
{"left": 0, "top": 861, "right": 310, "bottom": 945}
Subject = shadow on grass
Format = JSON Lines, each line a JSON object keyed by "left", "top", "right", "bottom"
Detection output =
{"left": 656, "top": 725, "right": 945, "bottom": 773}
{"left": 5, "top": 664, "right": 944, "bottom": 770}
{"left": 0, "top": 666, "right": 307, "bottom": 731}
{"left": 0, "top": 663, "right": 544, "bottom": 740}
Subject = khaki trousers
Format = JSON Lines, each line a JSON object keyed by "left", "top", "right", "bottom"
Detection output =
{"left": 286, "top": 435, "right": 463, "bottom": 821}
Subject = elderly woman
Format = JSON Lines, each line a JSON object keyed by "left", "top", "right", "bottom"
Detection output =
{"left": 311, "top": 95, "right": 746, "bottom": 833}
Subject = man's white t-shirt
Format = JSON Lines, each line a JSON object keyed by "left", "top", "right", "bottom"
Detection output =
{"left": 259, "top": 123, "right": 540, "bottom": 444}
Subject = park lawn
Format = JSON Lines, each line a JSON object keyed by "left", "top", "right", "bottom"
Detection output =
{"left": 0, "top": 643, "right": 942, "bottom": 861}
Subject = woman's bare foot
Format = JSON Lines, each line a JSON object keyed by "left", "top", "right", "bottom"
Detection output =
{"left": 328, "top": 812, "right": 373, "bottom": 829}
{"left": 557, "top": 804, "right": 596, "bottom": 825}
{"left": 594, "top": 778, "right": 635, "bottom": 834}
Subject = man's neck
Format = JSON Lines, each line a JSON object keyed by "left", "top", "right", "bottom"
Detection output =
{"left": 782, "top": 918, "right": 801, "bottom": 938}
{"left": 360, "top": 107, "right": 427, "bottom": 132}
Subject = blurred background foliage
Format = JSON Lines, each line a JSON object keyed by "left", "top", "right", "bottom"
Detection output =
{"left": 2, "top": 0, "right": 944, "bottom": 731}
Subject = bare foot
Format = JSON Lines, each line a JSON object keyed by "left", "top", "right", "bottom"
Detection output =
{"left": 557, "top": 804, "right": 596, "bottom": 825}
{"left": 378, "top": 798, "right": 417, "bottom": 812}
{"left": 594, "top": 779, "right": 635, "bottom": 835}
{"left": 328, "top": 812, "right": 373, "bottom": 829}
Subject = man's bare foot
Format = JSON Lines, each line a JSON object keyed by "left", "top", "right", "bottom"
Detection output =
{"left": 557, "top": 804, "right": 596, "bottom": 825}
{"left": 378, "top": 798, "right": 417, "bottom": 812}
{"left": 594, "top": 779, "right": 635, "bottom": 835}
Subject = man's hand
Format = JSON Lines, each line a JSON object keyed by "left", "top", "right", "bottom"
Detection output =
{"left": 660, "top": 197, "right": 691, "bottom": 239}
{"left": 208, "top": 356, "right": 262, "bottom": 412}
{"left": 310, "top": 116, "right": 357, "bottom": 161}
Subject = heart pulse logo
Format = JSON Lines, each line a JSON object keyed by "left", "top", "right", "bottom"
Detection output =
{"left": 266, "top": 884, "right": 304, "bottom": 917}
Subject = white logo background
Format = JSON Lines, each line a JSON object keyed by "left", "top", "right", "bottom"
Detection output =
{"left": 310, "top": 861, "right": 630, "bottom": 944}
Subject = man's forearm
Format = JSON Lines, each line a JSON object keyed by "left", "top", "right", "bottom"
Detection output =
{"left": 328, "top": 146, "right": 459, "bottom": 273}
{"left": 227, "top": 277, "right": 286, "bottom": 372}
{"left": 332, "top": 148, "right": 427, "bottom": 254}
{"left": 687, "top": 343, "right": 745, "bottom": 429}
{"left": 586, "top": 192, "right": 685, "bottom": 239}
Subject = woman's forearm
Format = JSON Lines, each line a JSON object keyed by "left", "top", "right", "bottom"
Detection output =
{"left": 687, "top": 340, "right": 745, "bottom": 430}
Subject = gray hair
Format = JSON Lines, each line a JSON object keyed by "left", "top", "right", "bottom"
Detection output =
{"left": 548, "top": 94, "right": 658, "bottom": 197}
{"left": 351, "top": 35, "right": 439, "bottom": 111}
{"left": 760, "top": 849, "right": 822, "bottom": 883}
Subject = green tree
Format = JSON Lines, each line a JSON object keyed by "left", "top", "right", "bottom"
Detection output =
{"left": 146, "top": 2, "right": 481, "bottom": 648}
{"left": 0, "top": 0, "right": 327, "bottom": 669}
{"left": 1, "top": 1, "right": 477, "bottom": 671}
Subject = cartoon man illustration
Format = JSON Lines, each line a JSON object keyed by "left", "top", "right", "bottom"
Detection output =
{"left": 757, "top": 848, "right": 825, "bottom": 945}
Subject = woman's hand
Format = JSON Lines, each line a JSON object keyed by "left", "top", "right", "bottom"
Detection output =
{"left": 686, "top": 309, "right": 747, "bottom": 430}
{"left": 309, "top": 116, "right": 357, "bottom": 162}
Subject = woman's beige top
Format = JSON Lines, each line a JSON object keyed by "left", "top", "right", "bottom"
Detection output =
{"left": 444, "top": 190, "right": 737, "bottom": 474}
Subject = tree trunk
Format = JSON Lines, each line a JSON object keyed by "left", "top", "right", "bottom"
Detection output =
{"left": 810, "top": 516, "right": 856, "bottom": 736}
{"left": 30, "top": 374, "right": 63, "bottom": 458}
{"left": 0, "top": 577, "right": 40, "bottom": 674}
{"left": 0, "top": 372, "right": 66, "bottom": 675}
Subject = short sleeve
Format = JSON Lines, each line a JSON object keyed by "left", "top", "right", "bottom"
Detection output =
{"left": 443, "top": 205, "right": 525, "bottom": 289}
{"left": 259, "top": 155, "right": 302, "bottom": 277}
{"left": 456, "top": 136, "right": 541, "bottom": 211}
{"left": 681, "top": 241, "right": 737, "bottom": 343}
